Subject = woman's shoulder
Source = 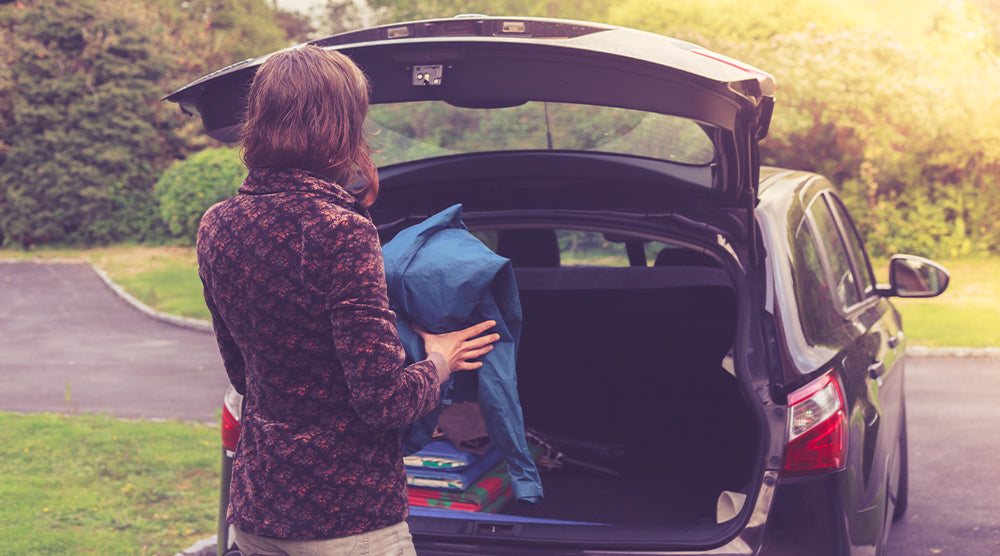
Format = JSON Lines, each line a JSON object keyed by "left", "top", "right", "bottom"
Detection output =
{"left": 304, "top": 199, "right": 374, "bottom": 235}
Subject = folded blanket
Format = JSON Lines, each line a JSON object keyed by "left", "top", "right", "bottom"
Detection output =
{"left": 406, "top": 446, "right": 502, "bottom": 491}
{"left": 403, "top": 439, "right": 480, "bottom": 470}
{"left": 409, "top": 486, "right": 513, "bottom": 513}
{"left": 480, "top": 487, "right": 514, "bottom": 513}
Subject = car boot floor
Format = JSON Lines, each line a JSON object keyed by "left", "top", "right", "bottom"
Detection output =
{"left": 501, "top": 470, "right": 728, "bottom": 526}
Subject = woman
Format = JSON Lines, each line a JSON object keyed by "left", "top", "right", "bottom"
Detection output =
{"left": 196, "top": 45, "right": 499, "bottom": 555}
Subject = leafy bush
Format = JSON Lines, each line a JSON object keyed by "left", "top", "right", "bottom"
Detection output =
{"left": 155, "top": 148, "right": 245, "bottom": 244}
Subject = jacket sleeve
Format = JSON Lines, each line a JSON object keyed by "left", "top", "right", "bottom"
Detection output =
{"left": 303, "top": 210, "right": 442, "bottom": 429}
{"left": 203, "top": 290, "right": 248, "bottom": 396}
{"left": 198, "top": 203, "right": 247, "bottom": 396}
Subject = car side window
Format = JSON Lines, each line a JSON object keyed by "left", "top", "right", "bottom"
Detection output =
{"left": 792, "top": 216, "right": 843, "bottom": 344}
{"left": 825, "top": 194, "right": 875, "bottom": 297}
{"left": 807, "top": 196, "right": 862, "bottom": 309}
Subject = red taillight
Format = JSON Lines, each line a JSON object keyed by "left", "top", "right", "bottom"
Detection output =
{"left": 782, "top": 372, "right": 847, "bottom": 476}
{"left": 221, "top": 387, "right": 243, "bottom": 452}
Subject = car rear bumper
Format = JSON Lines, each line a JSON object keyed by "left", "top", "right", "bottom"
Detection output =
{"left": 218, "top": 447, "right": 870, "bottom": 556}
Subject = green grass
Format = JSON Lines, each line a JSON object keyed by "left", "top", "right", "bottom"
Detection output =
{"left": 882, "top": 258, "right": 1000, "bottom": 348}
{"left": 0, "top": 412, "right": 219, "bottom": 556}
{"left": 94, "top": 255, "right": 210, "bottom": 320}
{"left": 87, "top": 246, "right": 210, "bottom": 320}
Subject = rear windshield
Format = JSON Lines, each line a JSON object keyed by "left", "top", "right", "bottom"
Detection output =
{"left": 367, "top": 101, "right": 715, "bottom": 167}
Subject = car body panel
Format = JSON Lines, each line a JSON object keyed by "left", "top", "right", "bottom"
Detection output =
{"left": 757, "top": 168, "right": 914, "bottom": 554}
{"left": 164, "top": 17, "right": 773, "bottom": 206}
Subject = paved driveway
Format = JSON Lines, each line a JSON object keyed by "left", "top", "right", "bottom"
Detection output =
{"left": 0, "top": 261, "right": 229, "bottom": 423}
{"left": 885, "top": 356, "right": 1000, "bottom": 555}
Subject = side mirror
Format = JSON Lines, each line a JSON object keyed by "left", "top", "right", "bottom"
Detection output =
{"left": 877, "top": 255, "right": 950, "bottom": 298}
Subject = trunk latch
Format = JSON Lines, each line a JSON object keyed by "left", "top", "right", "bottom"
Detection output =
{"left": 413, "top": 65, "right": 443, "bottom": 86}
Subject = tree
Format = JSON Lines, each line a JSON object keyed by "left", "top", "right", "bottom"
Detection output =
{"left": 0, "top": 0, "right": 292, "bottom": 247}
{"left": 607, "top": 0, "right": 1000, "bottom": 258}
{"left": 274, "top": 7, "right": 317, "bottom": 43}
{"left": 344, "top": 0, "right": 608, "bottom": 28}
{"left": 608, "top": 0, "right": 863, "bottom": 42}
{"left": 0, "top": 0, "right": 169, "bottom": 246}
{"left": 147, "top": 0, "right": 292, "bottom": 165}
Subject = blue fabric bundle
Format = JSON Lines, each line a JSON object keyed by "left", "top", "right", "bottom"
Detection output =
{"left": 382, "top": 204, "right": 543, "bottom": 504}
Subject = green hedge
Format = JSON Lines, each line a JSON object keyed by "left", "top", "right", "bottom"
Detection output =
{"left": 155, "top": 148, "right": 245, "bottom": 244}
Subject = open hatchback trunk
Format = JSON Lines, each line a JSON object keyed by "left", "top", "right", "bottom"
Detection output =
{"left": 167, "top": 15, "right": 777, "bottom": 553}
{"left": 372, "top": 162, "right": 765, "bottom": 549}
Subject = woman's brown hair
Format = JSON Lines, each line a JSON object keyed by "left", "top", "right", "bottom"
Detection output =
{"left": 241, "top": 45, "right": 379, "bottom": 207}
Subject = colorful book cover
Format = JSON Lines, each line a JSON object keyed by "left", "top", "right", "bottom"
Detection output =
{"left": 403, "top": 439, "right": 481, "bottom": 469}
{"left": 406, "top": 446, "right": 502, "bottom": 491}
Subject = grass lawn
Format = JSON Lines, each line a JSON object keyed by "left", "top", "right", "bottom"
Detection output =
{"left": 0, "top": 412, "right": 219, "bottom": 556}
{"left": 882, "top": 258, "right": 1000, "bottom": 348}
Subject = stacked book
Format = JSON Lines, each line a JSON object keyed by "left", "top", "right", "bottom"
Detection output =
{"left": 404, "top": 440, "right": 514, "bottom": 513}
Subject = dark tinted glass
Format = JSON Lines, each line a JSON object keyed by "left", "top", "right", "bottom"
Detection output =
{"left": 826, "top": 194, "right": 874, "bottom": 297}
{"left": 808, "top": 198, "right": 861, "bottom": 309}
{"left": 792, "top": 217, "right": 844, "bottom": 346}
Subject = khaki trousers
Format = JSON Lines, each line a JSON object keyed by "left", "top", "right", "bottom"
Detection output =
{"left": 234, "top": 521, "right": 418, "bottom": 556}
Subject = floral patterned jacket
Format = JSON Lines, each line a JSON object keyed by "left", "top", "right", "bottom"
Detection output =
{"left": 197, "top": 167, "right": 443, "bottom": 539}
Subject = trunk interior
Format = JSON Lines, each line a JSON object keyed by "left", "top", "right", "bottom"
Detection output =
{"left": 503, "top": 264, "right": 759, "bottom": 527}
{"left": 402, "top": 226, "right": 763, "bottom": 545}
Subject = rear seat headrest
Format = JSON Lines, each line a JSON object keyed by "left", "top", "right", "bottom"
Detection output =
{"left": 654, "top": 248, "right": 719, "bottom": 268}
{"left": 497, "top": 229, "right": 561, "bottom": 267}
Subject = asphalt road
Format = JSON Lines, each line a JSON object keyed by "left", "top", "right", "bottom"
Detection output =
{"left": 1, "top": 261, "right": 997, "bottom": 554}
{"left": 884, "top": 356, "right": 1000, "bottom": 556}
{"left": 0, "top": 260, "right": 229, "bottom": 423}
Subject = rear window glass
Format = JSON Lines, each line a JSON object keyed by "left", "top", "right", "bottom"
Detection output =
{"left": 473, "top": 229, "right": 699, "bottom": 268}
{"left": 368, "top": 101, "right": 715, "bottom": 167}
{"left": 557, "top": 231, "right": 666, "bottom": 267}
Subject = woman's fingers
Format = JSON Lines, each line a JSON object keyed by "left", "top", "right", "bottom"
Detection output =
{"left": 415, "top": 320, "right": 495, "bottom": 342}
{"left": 460, "top": 342, "right": 495, "bottom": 360}
{"left": 416, "top": 320, "right": 500, "bottom": 377}
{"left": 455, "top": 360, "right": 485, "bottom": 371}
{"left": 457, "top": 320, "right": 497, "bottom": 340}
{"left": 464, "top": 332, "right": 501, "bottom": 349}
{"left": 454, "top": 344, "right": 494, "bottom": 371}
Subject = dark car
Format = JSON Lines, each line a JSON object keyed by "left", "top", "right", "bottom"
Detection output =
{"left": 167, "top": 16, "right": 949, "bottom": 556}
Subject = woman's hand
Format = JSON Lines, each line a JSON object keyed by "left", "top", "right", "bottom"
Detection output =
{"left": 416, "top": 320, "right": 500, "bottom": 383}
